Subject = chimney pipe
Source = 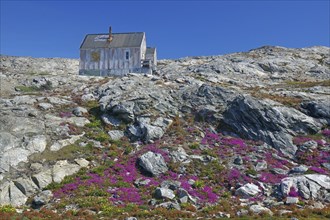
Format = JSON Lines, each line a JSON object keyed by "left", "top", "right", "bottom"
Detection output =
{"left": 108, "top": 26, "right": 113, "bottom": 42}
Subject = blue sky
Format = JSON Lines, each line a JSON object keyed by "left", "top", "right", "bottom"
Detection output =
{"left": 1, "top": 0, "right": 329, "bottom": 59}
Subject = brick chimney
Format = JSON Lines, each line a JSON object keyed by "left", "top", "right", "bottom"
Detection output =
{"left": 108, "top": 26, "right": 113, "bottom": 42}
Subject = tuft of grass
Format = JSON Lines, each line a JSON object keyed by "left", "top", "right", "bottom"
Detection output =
{"left": 246, "top": 168, "right": 258, "bottom": 176}
{"left": 29, "top": 143, "right": 93, "bottom": 162}
{"left": 0, "top": 205, "right": 16, "bottom": 213}
{"left": 15, "top": 85, "right": 40, "bottom": 93}
{"left": 189, "top": 142, "right": 199, "bottom": 149}
{"left": 85, "top": 119, "right": 102, "bottom": 128}
{"left": 285, "top": 79, "right": 330, "bottom": 88}
{"left": 16, "top": 81, "right": 52, "bottom": 93}
{"left": 251, "top": 90, "right": 302, "bottom": 108}
{"left": 193, "top": 180, "right": 205, "bottom": 189}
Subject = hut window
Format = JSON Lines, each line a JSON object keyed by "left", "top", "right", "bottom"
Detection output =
{"left": 125, "top": 51, "right": 130, "bottom": 60}
{"left": 91, "top": 51, "right": 100, "bottom": 62}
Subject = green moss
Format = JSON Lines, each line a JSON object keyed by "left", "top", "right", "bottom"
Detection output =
{"left": 85, "top": 187, "right": 108, "bottom": 197}
{"left": 0, "top": 205, "right": 16, "bottom": 213}
{"left": 246, "top": 168, "right": 258, "bottom": 176}
{"left": 85, "top": 119, "right": 102, "bottom": 128}
{"left": 16, "top": 81, "right": 52, "bottom": 93}
{"left": 90, "top": 165, "right": 107, "bottom": 176}
{"left": 193, "top": 180, "right": 205, "bottom": 189}
{"left": 101, "top": 204, "right": 124, "bottom": 216}
{"left": 189, "top": 142, "right": 199, "bottom": 149}
{"left": 29, "top": 143, "right": 93, "bottom": 163}
{"left": 221, "top": 191, "right": 231, "bottom": 198}
{"left": 16, "top": 85, "right": 40, "bottom": 92}
{"left": 73, "top": 196, "right": 108, "bottom": 209}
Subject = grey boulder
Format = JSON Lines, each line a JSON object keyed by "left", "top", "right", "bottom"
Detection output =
{"left": 108, "top": 130, "right": 125, "bottom": 141}
{"left": 236, "top": 183, "right": 261, "bottom": 198}
{"left": 220, "top": 95, "right": 321, "bottom": 156}
{"left": 155, "top": 187, "right": 176, "bottom": 200}
{"left": 138, "top": 151, "right": 168, "bottom": 176}
{"left": 32, "top": 190, "right": 53, "bottom": 209}
{"left": 249, "top": 204, "right": 273, "bottom": 216}
{"left": 281, "top": 174, "right": 330, "bottom": 200}
{"left": 72, "top": 106, "right": 88, "bottom": 117}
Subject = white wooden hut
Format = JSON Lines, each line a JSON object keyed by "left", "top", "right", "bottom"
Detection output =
{"left": 79, "top": 27, "right": 157, "bottom": 76}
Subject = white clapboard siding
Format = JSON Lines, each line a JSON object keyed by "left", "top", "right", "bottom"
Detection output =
{"left": 79, "top": 31, "right": 153, "bottom": 76}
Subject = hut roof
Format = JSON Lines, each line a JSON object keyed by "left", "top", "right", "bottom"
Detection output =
{"left": 80, "top": 32, "right": 145, "bottom": 49}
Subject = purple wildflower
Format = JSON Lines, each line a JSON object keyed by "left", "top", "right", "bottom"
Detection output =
{"left": 322, "top": 129, "right": 330, "bottom": 137}
{"left": 288, "top": 186, "right": 299, "bottom": 197}
{"left": 309, "top": 166, "right": 327, "bottom": 174}
{"left": 59, "top": 111, "right": 72, "bottom": 118}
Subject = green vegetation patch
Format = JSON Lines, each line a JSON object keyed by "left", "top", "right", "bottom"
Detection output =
{"left": 29, "top": 143, "right": 93, "bottom": 162}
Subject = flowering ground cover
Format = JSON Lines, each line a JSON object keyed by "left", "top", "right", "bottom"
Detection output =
{"left": 1, "top": 115, "right": 330, "bottom": 219}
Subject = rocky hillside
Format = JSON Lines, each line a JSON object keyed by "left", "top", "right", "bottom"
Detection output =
{"left": 0, "top": 46, "right": 330, "bottom": 219}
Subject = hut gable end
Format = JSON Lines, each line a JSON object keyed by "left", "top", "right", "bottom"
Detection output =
{"left": 79, "top": 28, "right": 157, "bottom": 76}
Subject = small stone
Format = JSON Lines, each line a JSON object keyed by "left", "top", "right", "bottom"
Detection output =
{"left": 155, "top": 187, "right": 175, "bottom": 200}
{"left": 271, "top": 168, "right": 289, "bottom": 175}
{"left": 38, "top": 103, "right": 54, "bottom": 110}
{"left": 72, "top": 106, "right": 88, "bottom": 117}
{"left": 237, "top": 209, "right": 249, "bottom": 216}
{"left": 216, "top": 212, "right": 230, "bottom": 218}
{"left": 312, "top": 201, "right": 325, "bottom": 209}
{"left": 157, "top": 201, "right": 181, "bottom": 210}
{"left": 134, "top": 178, "right": 151, "bottom": 187}
{"left": 322, "top": 163, "right": 330, "bottom": 170}
{"left": 149, "top": 199, "right": 157, "bottom": 206}
{"left": 108, "top": 130, "right": 124, "bottom": 141}
{"left": 286, "top": 197, "right": 299, "bottom": 204}
{"left": 138, "top": 151, "right": 168, "bottom": 176}
{"left": 30, "top": 163, "right": 43, "bottom": 171}
{"left": 300, "top": 140, "right": 318, "bottom": 149}
{"left": 170, "top": 147, "right": 190, "bottom": 163}
{"left": 178, "top": 188, "right": 197, "bottom": 204}
{"left": 249, "top": 204, "right": 273, "bottom": 216}
{"left": 65, "top": 204, "right": 79, "bottom": 211}
{"left": 188, "top": 179, "right": 195, "bottom": 185}
{"left": 32, "top": 190, "right": 53, "bottom": 209}
{"left": 74, "top": 158, "right": 89, "bottom": 167}
{"left": 278, "top": 210, "right": 292, "bottom": 216}
{"left": 160, "top": 180, "right": 181, "bottom": 190}
{"left": 101, "top": 114, "right": 122, "bottom": 126}
{"left": 234, "top": 156, "right": 243, "bottom": 165}
{"left": 255, "top": 160, "right": 267, "bottom": 171}
{"left": 81, "top": 94, "right": 95, "bottom": 102}
{"left": 125, "top": 217, "right": 138, "bottom": 220}
{"left": 52, "top": 160, "right": 81, "bottom": 183}
{"left": 32, "top": 169, "right": 53, "bottom": 189}
{"left": 290, "top": 165, "right": 309, "bottom": 173}
{"left": 236, "top": 183, "right": 261, "bottom": 198}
